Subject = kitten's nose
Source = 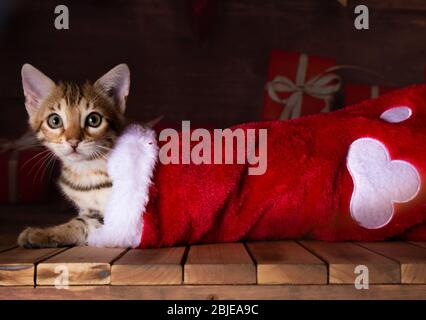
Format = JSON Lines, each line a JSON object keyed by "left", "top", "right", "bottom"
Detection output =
{"left": 68, "top": 139, "right": 80, "bottom": 150}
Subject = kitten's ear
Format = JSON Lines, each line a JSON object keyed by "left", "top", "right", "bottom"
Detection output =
{"left": 21, "top": 64, "right": 55, "bottom": 117}
{"left": 94, "top": 64, "right": 130, "bottom": 114}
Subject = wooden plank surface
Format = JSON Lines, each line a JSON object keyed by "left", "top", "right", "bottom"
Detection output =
{"left": 350, "top": 0, "right": 426, "bottom": 11}
{"left": 246, "top": 241, "right": 327, "bottom": 284}
{"left": 184, "top": 243, "right": 256, "bottom": 285}
{"left": 300, "top": 241, "right": 400, "bottom": 284}
{"left": 3, "top": 0, "right": 426, "bottom": 138}
{"left": 112, "top": 247, "right": 185, "bottom": 285}
{"left": 410, "top": 242, "right": 426, "bottom": 249}
{"left": 0, "top": 247, "right": 66, "bottom": 286}
{"left": 37, "top": 247, "right": 126, "bottom": 286}
{"left": 0, "top": 245, "right": 17, "bottom": 253}
{"left": 1, "top": 285, "right": 426, "bottom": 300}
{"left": 357, "top": 242, "right": 426, "bottom": 284}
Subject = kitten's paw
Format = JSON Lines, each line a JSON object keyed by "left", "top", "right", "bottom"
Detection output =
{"left": 17, "top": 227, "right": 61, "bottom": 248}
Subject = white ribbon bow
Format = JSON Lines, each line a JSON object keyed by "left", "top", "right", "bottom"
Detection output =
{"left": 265, "top": 54, "right": 342, "bottom": 120}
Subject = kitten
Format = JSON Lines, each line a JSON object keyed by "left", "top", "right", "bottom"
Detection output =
{"left": 17, "top": 64, "right": 130, "bottom": 248}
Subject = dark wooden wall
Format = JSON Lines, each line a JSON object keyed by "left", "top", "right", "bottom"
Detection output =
{"left": 0, "top": 0, "right": 425, "bottom": 137}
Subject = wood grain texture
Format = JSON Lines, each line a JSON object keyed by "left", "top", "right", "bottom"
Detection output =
{"left": 0, "top": 245, "right": 17, "bottom": 253}
{"left": 349, "top": 0, "right": 426, "bottom": 10}
{"left": 300, "top": 241, "right": 400, "bottom": 284}
{"left": 1, "top": 0, "right": 426, "bottom": 138}
{"left": 357, "top": 242, "right": 426, "bottom": 284}
{"left": 410, "top": 242, "right": 426, "bottom": 249}
{"left": 0, "top": 247, "right": 66, "bottom": 286}
{"left": 36, "top": 247, "right": 126, "bottom": 286}
{"left": 1, "top": 285, "right": 425, "bottom": 300}
{"left": 111, "top": 247, "right": 185, "bottom": 285}
{"left": 337, "top": 0, "right": 348, "bottom": 7}
{"left": 0, "top": 205, "right": 74, "bottom": 244}
{"left": 246, "top": 241, "right": 327, "bottom": 284}
{"left": 184, "top": 243, "right": 256, "bottom": 284}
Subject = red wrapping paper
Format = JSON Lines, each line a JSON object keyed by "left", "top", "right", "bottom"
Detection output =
{"left": 0, "top": 148, "right": 51, "bottom": 204}
{"left": 262, "top": 51, "right": 337, "bottom": 120}
{"left": 0, "top": 153, "right": 8, "bottom": 202}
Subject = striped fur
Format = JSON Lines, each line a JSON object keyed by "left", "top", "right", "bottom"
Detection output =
{"left": 18, "top": 64, "right": 130, "bottom": 248}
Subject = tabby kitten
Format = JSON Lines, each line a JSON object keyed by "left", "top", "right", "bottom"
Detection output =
{"left": 17, "top": 64, "right": 130, "bottom": 248}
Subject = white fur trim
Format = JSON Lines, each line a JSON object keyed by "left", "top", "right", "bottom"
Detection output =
{"left": 380, "top": 106, "right": 412, "bottom": 123}
{"left": 88, "top": 125, "right": 158, "bottom": 248}
{"left": 347, "top": 138, "right": 420, "bottom": 229}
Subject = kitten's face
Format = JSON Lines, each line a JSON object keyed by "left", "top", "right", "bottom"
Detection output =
{"left": 21, "top": 64, "right": 130, "bottom": 164}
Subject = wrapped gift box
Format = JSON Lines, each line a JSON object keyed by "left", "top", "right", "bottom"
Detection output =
{"left": 0, "top": 148, "right": 53, "bottom": 204}
{"left": 344, "top": 84, "right": 397, "bottom": 106}
{"left": 262, "top": 51, "right": 339, "bottom": 120}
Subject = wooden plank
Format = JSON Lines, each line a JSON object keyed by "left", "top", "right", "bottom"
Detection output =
{"left": 357, "top": 242, "right": 426, "bottom": 284}
{"left": 111, "top": 247, "right": 185, "bottom": 285}
{"left": 0, "top": 245, "right": 17, "bottom": 253}
{"left": 410, "top": 242, "right": 426, "bottom": 249}
{"left": 0, "top": 247, "right": 66, "bottom": 286}
{"left": 337, "top": 0, "right": 348, "bottom": 7}
{"left": 349, "top": 0, "right": 426, "bottom": 11}
{"left": 300, "top": 241, "right": 400, "bottom": 284}
{"left": 246, "top": 241, "right": 327, "bottom": 284}
{"left": 37, "top": 247, "right": 126, "bottom": 286}
{"left": 1, "top": 285, "right": 426, "bottom": 300}
{"left": 184, "top": 243, "right": 256, "bottom": 285}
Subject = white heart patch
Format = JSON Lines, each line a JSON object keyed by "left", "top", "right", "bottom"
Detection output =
{"left": 347, "top": 138, "right": 420, "bottom": 229}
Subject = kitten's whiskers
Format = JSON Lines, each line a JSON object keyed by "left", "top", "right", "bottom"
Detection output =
{"left": 27, "top": 152, "right": 52, "bottom": 177}
{"left": 20, "top": 149, "right": 51, "bottom": 170}
{"left": 33, "top": 152, "right": 55, "bottom": 185}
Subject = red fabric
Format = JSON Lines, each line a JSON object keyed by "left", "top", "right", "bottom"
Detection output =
{"left": 262, "top": 51, "right": 336, "bottom": 120}
{"left": 401, "top": 223, "right": 426, "bottom": 241}
{"left": 139, "top": 84, "right": 426, "bottom": 248}
{"left": 344, "top": 84, "right": 397, "bottom": 106}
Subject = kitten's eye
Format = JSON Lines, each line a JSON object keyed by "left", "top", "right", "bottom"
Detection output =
{"left": 47, "top": 113, "right": 63, "bottom": 129}
{"left": 86, "top": 112, "right": 102, "bottom": 128}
